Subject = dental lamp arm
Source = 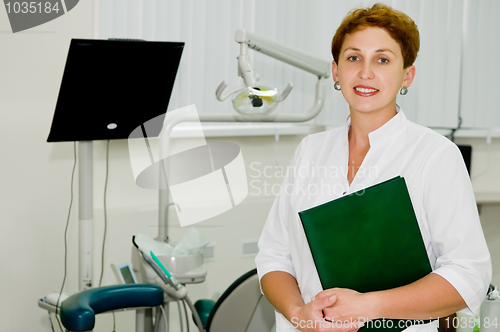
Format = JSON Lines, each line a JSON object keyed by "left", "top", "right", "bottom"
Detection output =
{"left": 278, "top": 82, "right": 293, "bottom": 102}
{"left": 237, "top": 42, "right": 259, "bottom": 87}
{"left": 235, "top": 29, "right": 331, "bottom": 78}
{"left": 215, "top": 81, "right": 246, "bottom": 101}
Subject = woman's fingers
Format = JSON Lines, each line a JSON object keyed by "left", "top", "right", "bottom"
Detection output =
{"left": 312, "top": 288, "right": 338, "bottom": 302}
{"left": 311, "top": 294, "right": 337, "bottom": 311}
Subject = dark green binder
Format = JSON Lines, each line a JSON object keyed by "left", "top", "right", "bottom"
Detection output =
{"left": 298, "top": 176, "right": 433, "bottom": 331}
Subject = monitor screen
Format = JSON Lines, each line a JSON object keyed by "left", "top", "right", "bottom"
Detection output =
{"left": 457, "top": 145, "right": 472, "bottom": 176}
{"left": 119, "top": 264, "right": 137, "bottom": 284}
{"left": 47, "top": 39, "right": 184, "bottom": 142}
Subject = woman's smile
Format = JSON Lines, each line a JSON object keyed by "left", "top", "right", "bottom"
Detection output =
{"left": 354, "top": 85, "right": 379, "bottom": 96}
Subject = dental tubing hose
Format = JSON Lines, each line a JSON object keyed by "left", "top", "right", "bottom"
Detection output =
{"left": 131, "top": 236, "right": 204, "bottom": 332}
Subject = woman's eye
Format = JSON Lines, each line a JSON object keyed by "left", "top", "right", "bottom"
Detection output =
{"left": 347, "top": 55, "right": 359, "bottom": 62}
{"left": 378, "top": 58, "right": 389, "bottom": 64}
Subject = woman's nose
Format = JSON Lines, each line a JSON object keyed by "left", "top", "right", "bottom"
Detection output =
{"left": 358, "top": 61, "right": 374, "bottom": 79}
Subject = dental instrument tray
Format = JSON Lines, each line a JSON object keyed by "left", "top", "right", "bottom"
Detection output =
{"left": 153, "top": 253, "right": 207, "bottom": 284}
{"left": 132, "top": 236, "right": 207, "bottom": 285}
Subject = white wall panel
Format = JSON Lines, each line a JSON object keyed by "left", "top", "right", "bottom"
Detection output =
{"left": 97, "top": 0, "right": 499, "bottom": 129}
{"left": 460, "top": 0, "right": 500, "bottom": 128}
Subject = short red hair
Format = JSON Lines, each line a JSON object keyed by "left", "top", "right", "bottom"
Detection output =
{"left": 331, "top": 3, "right": 420, "bottom": 69}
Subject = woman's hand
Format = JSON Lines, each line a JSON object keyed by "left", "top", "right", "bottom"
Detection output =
{"left": 289, "top": 295, "right": 363, "bottom": 332}
{"left": 260, "top": 271, "right": 364, "bottom": 331}
{"left": 312, "top": 288, "right": 377, "bottom": 325}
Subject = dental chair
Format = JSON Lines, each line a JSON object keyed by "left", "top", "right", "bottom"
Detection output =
{"left": 57, "top": 269, "right": 275, "bottom": 332}
{"left": 59, "top": 284, "right": 164, "bottom": 332}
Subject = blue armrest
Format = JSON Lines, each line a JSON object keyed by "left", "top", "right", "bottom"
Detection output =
{"left": 60, "top": 284, "right": 164, "bottom": 331}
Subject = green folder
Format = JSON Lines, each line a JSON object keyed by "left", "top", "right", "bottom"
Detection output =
{"left": 298, "top": 176, "right": 433, "bottom": 331}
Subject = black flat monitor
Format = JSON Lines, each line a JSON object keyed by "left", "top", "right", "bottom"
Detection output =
{"left": 457, "top": 145, "right": 472, "bottom": 176}
{"left": 47, "top": 39, "right": 184, "bottom": 142}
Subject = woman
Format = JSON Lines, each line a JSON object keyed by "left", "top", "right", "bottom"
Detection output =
{"left": 255, "top": 3, "right": 491, "bottom": 332}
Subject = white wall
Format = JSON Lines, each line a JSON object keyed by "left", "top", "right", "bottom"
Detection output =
{"left": 0, "top": 1, "right": 95, "bottom": 332}
{"left": 1, "top": 2, "right": 500, "bottom": 332}
{"left": 456, "top": 137, "right": 500, "bottom": 289}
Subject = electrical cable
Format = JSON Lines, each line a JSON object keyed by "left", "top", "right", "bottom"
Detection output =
{"left": 48, "top": 312, "right": 55, "bottom": 332}
{"left": 182, "top": 299, "right": 190, "bottom": 332}
{"left": 98, "top": 140, "right": 113, "bottom": 331}
{"left": 184, "top": 296, "right": 204, "bottom": 332}
{"left": 471, "top": 138, "right": 491, "bottom": 181}
{"left": 448, "top": 116, "right": 463, "bottom": 143}
{"left": 160, "top": 304, "right": 168, "bottom": 332}
{"left": 99, "top": 140, "right": 110, "bottom": 287}
{"left": 154, "top": 306, "right": 161, "bottom": 332}
{"left": 177, "top": 299, "right": 184, "bottom": 332}
{"left": 54, "top": 141, "right": 77, "bottom": 332}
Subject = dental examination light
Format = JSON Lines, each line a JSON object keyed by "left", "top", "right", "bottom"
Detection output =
{"left": 216, "top": 29, "right": 331, "bottom": 117}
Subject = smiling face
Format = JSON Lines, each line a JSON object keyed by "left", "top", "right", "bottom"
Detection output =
{"left": 332, "top": 27, "right": 415, "bottom": 117}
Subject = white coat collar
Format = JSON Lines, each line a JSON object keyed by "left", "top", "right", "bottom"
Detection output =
{"left": 343, "top": 104, "right": 407, "bottom": 147}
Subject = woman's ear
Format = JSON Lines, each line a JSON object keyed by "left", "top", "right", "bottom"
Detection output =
{"left": 403, "top": 65, "right": 416, "bottom": 88}
{"left": 331, "top": 60, "right": 340, "bottom": 82}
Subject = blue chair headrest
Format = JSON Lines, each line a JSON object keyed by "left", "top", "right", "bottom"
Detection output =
{"left": 60, "top": 284, "right": 164, "bottom": 331}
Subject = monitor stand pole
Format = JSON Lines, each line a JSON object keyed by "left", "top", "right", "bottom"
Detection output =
{"left": 79, "top": 141, "right": 93, "bottom": 290}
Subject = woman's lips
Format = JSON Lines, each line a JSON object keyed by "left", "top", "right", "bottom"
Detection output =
{"left": 353, "top": 85, "right": 379, "bottom": 97}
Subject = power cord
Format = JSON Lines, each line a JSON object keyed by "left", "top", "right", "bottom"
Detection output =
{"left": 98, "top": 140, "right": 114, "bottom": 331}
{"left": 448, "top": 116, "right": 463, "bottom": 143}
{"left": 177, "top": 299, "right": 184, "bottom": 332}
{"left": 99, "top": 140, "right": 110, "bottom": 287}
{"left": 55, "top": 141, "right": 77, "bottom": 332}
{"left": 183, "top": 299, "right": 190, "bottom": 332}
{"left": 160, "top": 305, "right": 168, "bottom": 332}
{"left": 52, "top": 141, "right": 112, "bottom": 332}
{"left": 48, "top": 311, "right": 55, "bottom": 332}
{"left": 471, "top": 140, "right": 491, "bottom": 181}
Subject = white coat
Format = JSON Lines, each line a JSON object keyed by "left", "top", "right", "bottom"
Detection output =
{"left": 255, "top": 107, "right": 492, "bottom": 332}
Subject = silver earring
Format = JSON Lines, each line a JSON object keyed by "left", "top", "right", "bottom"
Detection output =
{"left": 334, "top": 81, "right": 341, "bottom": 91}
{"left": 400, "top": 86, "right": 408, "bottom": 95}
